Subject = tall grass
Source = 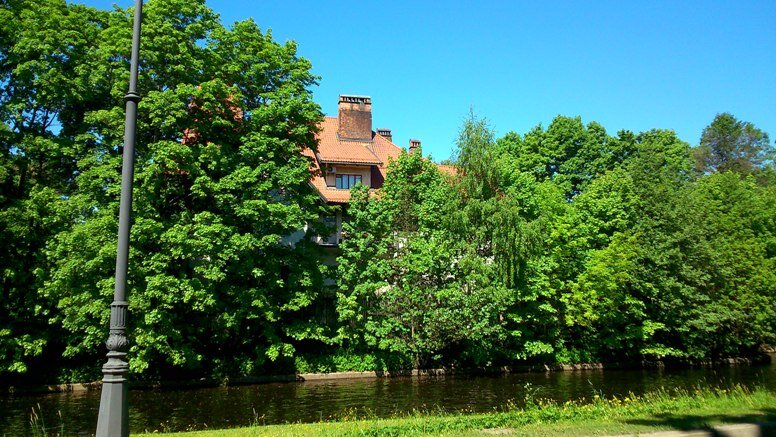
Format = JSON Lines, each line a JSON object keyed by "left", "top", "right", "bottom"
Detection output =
{"left": 28, "top": 403, "right": 64, "bottom": 437}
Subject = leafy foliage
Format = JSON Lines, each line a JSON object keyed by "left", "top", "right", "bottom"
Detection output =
{"left": 2, "top": 0, "right": 326, "bottom": 381}
{"left": 694, "top": 112, "right": 773, "bottom": 175}
{"left": 340, "top": 112, "right": 774, "bottom": 367}
{"left": 336, "top": 151, "right": 512, "bottom": 367}
{"left": 1, "top": 0, "right": 774, "bottom": 383}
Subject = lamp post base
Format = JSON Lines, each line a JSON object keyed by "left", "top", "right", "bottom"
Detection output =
{"left": 96, "top": 351, "right": 129, "bottom": 437}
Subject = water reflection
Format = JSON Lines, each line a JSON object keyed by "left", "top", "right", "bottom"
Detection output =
{"left": 2, "top": 361, "right": 774, "bottom": 435}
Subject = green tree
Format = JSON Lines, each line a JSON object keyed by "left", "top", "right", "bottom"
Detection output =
{"left": 557, "top": 130, "right": 693, "bottom": 361}
{"left": 694, "top": 113, "right": 773, "bottom": 174}
{"left": 337, "top": 151, "right": 512, "bottom": 367}
{"left": 669, "top": 173, "right": 775, "bottom": 358}
{"left": 335, "top": 184, "right": 392, "bottom": 351}
{"left": 0, "top": 0, "right": 106, "bottom": 377}
{"left": 565, "top": 127, "right": 775, "bottom": 360}
{"left": 564, "top": 232, "right": 669, "bottom": 359}
{"left": 454, "top": 113, "right": 566, "bottom": 361}
{"left": 498, "top": 116, "right": 636, "bottom": 198}
{"left": 1, "top": 0, "right": 327, "bottom": 381}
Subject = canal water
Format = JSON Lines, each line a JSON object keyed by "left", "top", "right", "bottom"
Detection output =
{"left": 2, "top": 360, "right": 775, "bottom": 435}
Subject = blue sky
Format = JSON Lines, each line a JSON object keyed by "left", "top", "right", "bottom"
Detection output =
{"left": 79, "top": 0, "right": 775, "bottom": 161}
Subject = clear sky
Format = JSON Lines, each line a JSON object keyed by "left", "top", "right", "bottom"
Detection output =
{"left": 78, "top": 0, "right": 775, "bottom": 161}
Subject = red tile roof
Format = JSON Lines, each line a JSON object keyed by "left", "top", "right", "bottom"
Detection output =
{"left": 303, "top": 119, "right": 458, "bottom": 203}
{"left": 302, "top": 147, "right": 350, "bottom": 204}
{"left": 369, "top": 131, "right": 402, "bottom": 181}
{"left": 316, "top": 117, "right": 382, "bottom": 165}
{"left": 304, "top": 117, "right": 403, "bottom": 204}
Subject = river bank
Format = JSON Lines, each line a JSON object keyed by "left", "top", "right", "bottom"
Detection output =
{"left": 4, "top": 358, "right": 775, "bottom": 435}
{"left": 7, "top": 352, "right": 774, "bottom": 395}
{"left": 132, "top": 386, "right": 776, "bottom": 437}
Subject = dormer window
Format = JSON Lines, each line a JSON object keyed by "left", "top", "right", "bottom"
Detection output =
{"left": 335, "top": 174, "right": 362, "bottom": 189}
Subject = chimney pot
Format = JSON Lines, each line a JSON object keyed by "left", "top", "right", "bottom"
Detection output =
{"left": 377, "top": 128, "right": 392, "bottom": 142}
{"left": 409, "top": 139, "right": 421, "bottom": 154}
{"left": 338, "top": 95, "right": 372, "bottom": 141}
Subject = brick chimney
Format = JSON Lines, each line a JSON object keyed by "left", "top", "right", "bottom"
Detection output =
{"left": 338, "top": 95, "right": 372, "bottom": 141}
{"left": 409, "top": 139, "right": 421, "bottom": 154}
{"left": 376, "top": 128, "right": 392, "bottom": 142}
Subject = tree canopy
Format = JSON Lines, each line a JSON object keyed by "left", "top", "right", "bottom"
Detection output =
{"left": 338, "top": 113, "right": 775, "bottom": 367}
{"left": 694, "top": 112, "right": 773, "bottom": 175}
{"left": 1, "top": 0, "right": 774, "bottom": 384}
{"left": 1, "top": 0, "right": 327, "bottom": 381}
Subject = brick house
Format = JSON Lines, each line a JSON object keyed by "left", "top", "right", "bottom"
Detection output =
{"left": 296, "top": 94, "right": 455, "bottom": 250}
{"left": 302, "top": 95, "right": 416, "bottom": 245}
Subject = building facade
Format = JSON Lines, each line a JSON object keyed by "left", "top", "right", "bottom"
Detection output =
{"left": 303, "top": 95, "right": 411, "bottom": 245}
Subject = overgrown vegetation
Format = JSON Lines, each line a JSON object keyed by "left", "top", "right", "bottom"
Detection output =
{"left": 338, "top": 112, "right": 775, "bottom": 368}
{"left": 1, "top": 0, "right": 774, "bottom": 385}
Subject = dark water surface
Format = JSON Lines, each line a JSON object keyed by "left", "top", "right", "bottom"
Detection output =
{"left": 2, "top": 360, "right": 775, "bottom": 435}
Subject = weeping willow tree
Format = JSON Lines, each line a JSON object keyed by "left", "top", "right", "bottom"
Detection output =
{"left": 333, "top": 117, "right": 525, "bottom": 366}
{"left": 446, "top": 113, "right": 562, "bottom": 359}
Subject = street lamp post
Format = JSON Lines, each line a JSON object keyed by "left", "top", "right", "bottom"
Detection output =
{"left": 96, "top": 1, "right": 143, "bottom": 436}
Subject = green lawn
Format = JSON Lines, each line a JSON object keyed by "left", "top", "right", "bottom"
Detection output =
{"left": 139, "top": 385, "right": 776, "bottom": 436}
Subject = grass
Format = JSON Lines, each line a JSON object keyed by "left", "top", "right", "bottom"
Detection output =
{"left": 27, "top": 403, "right": 64, "bottom": 437}
{"left": 136, "top": 385, "right": 776, "bottom": 436}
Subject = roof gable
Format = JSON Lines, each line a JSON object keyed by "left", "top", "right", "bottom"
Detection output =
{"left": 305, "top": 116, "right": 403, "bottom": 203}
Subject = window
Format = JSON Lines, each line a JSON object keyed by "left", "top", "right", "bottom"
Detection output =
{"left": 335, "top": 174, "right": 362, "bottom": 189}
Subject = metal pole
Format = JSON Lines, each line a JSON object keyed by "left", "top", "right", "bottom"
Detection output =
{"left": 96, "top": 1, "right": 142, "bottom": 435}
